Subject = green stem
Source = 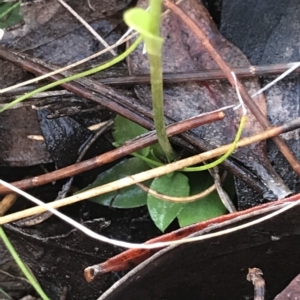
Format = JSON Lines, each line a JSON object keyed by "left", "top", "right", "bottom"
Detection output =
{"left": 148, "top": 52, "right": 176, "bottom": 162}
{"left": 132, "top": 116, "right": 246, "bottom": 171}
{"left": 0, "top": 287, "right": 11, "bottom": 299}
{"left": 0, "top": 226, "right": 50, "bottom": 300}
{"left": 0, "top": 35, "right": 143, "bottom": 112}
{"left": 149, "top": 0, "right": 161, "bottom": 35}
{"left": 132, "top": 152, "right": 163, "bottom": 167}
{"left": 123, "top": 3, "right": 176, "bottom": 161}
{"left": 0, "top": 1, "right": 21, "bottom": 20}
{"left": 183, "top": 115, "right": 246, "bottom": 172}
{"left": 146, "top": 0, "right": 176, "bottom": 162}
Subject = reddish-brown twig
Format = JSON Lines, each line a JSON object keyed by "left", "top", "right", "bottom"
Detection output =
{"left": 0, "top": 111, "right": 224, "bottom": 194}
{"left": 84, "top": 192, "right": 300, "bottom": 282}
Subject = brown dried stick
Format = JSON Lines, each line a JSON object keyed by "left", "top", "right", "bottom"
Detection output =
{"left": 0, "top": 46, "right": 153, "bottom": 130}
{"left": 133, "top": 175, "right": 221, "bottom": 203}
{"left": 2, "top": 63, "right": 299, "bottom": 91}
{"left": 0, "top": 194, "right": 18, "bottom": 216}
{"left": 99, "top": 63, "right": 300, "bottom": 86}
{"left": 163, "top": 0, "right": 300, "bottom": 177}
{"left": 0, "top": 111, "right": 224, "bottom": 194}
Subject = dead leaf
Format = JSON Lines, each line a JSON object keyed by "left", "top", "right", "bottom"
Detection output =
{"left": 221, "top": 1, "right": 300, "bottom": 207}
{"left": 97, "top": 201, "right": 300, "bottom": 300}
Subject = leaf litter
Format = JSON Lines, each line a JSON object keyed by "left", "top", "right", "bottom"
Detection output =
{"left": 0, "top": 0, "right": 300, "bottom": 300}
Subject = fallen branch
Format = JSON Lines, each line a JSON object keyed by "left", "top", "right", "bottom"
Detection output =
{"left": 0, "top": 110, "right": 224, "bottom": 194}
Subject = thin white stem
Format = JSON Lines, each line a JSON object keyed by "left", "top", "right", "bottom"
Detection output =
{"left": 234, "top": 61, "right": 300, "bottom": 110}
{"left": 57, "top": 0, "right": 116, "bottom": 56}
{"left": 231, "top": 71, "right": 247, "bottom": 115}
{"left": 86, "top": 0, "right": 95, "bottom": 11}
{"left": 0, "top": 29, "right": 4, "bottom": 41}
{"left": 251, "top": 62, "right": 300, "bottom": 98}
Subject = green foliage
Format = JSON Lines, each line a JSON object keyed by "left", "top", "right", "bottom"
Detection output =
{"left": 0, "top": 1, "right": 22, "bottom": 29}
{"left": 81, "top": 157, "right": 151, "bottom": 208}
{"left": 72, "top": 0, "right": 244, "bottom": 230}
{"left": 0, "top": 226, "right": 50, "bottom": 300}
{"left": 83, "top": 115, "right": 235, "bottom": 231}
{"left": 147, "top": 173, "right": 189, "bottom": 231}
{"left": 124, "top": 1, "right": 176, "bottom": 161}
{"left": 124, "top": 7, "right": 163, "bottom": 55}
{"left": 113, "top": 114, "right": 150, "bottom": 157}
{"left": 0, "top": 287, "right": 12, "bottom": 300}
{"left": 177, "top": 172, "right": 229, "bottom": 227}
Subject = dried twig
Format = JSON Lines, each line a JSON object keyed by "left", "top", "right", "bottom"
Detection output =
{"left": 0, "top": 181, "right": 300, "bottom": 260}
{"left": 13, "top": 120, "right": 113, "bottom": 227}
{"left": 0, "top": 193, "right": 18, "bottom": 216}
{"left": 0, "top": 33, "right": 135, "bottom": 94}
{"left": 208, "top": 168, "right": 236, "bottom": 212}
{"left": 83, "top": 193, "right": 300, "bottom": 281}
{"left": 0, "top": 46, "right": 178, "bottom": 132}
{"left": 0, "top": 46, "right": 281, "bottom": 193}
{"left": 2, "top": 62, "right": 300, "bottom": 93}
{"left": 1, "top": 180, "right": 300, "bottom": 251}
{"left": 0, "top": 111, "right": 224, "bottom": 195}
{"left": 132, "top": 173, "right": 225, "bottom": 203}
{"left": 98, "top": 63, "right": 300, "bottom": 86}
{"left": 247, "top": 268, "right": 266, "bottom": 300}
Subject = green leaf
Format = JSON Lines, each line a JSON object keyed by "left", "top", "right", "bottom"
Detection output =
{"left": 0, "top": 287, "right": 12, "bottom": 300}
{"left": 123, "top": 7, "right": 163, "bottom": 55}
{"left": 112, "top": 115, "right": 150, "bottom": 157}
{"left": 149, "top": 143, "right": 165, "bottom": 162}
{"left": 147, "top": 173, "right": 189, "bottom": 232}
{"left": 0, "top": 226, "right": 50, "bottom": 300}
{"left": 124, "top": 8, "right": 152, "bottom": 36}
{"left": 177, "top": 172, "right": 228, "bottom": 227}
{"left": 0, "top": 2, "right": 22, "bottom": 29}
{"left": 79, "top": 158, "right": 151, "bottom": 208}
